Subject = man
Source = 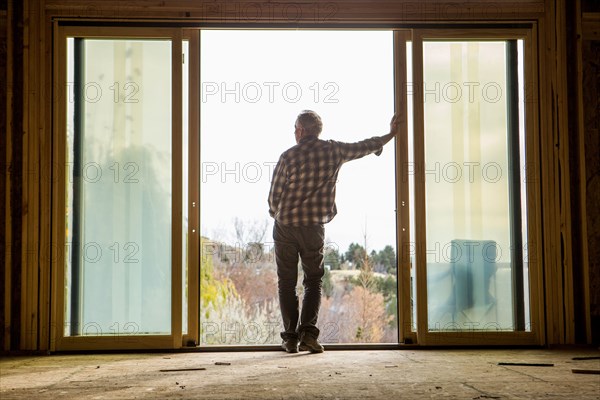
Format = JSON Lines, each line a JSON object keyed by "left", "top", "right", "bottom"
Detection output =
{"left": 268, "top": 110, "right": 401, "bottom": 353}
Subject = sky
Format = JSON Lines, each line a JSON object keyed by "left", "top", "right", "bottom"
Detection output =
{"left": 199, "top": 30, "right": 396, "bottom": 254}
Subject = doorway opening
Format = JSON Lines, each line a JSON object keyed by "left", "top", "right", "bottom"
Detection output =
{"left": 198, "top": 30, "right": 398, "bottom": 346}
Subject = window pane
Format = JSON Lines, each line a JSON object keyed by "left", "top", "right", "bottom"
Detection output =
{"left": 423, "top": 41, "right": 529, "bottom": 331}
{"left": 65, "top": 39, "right": 172, "bottom": 336}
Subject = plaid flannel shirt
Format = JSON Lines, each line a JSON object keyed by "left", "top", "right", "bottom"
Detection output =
{"left": 268, "top": 135, "right": 384, "bottom": 226}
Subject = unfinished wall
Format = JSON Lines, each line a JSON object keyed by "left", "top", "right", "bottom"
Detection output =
{"left": 566, "top": 0, "right": 599, "bottom": 344}
{"left": 2, "top": 0, "right": 25, "bottom": 352}
{"left": 0, "top": 0, "right": 6, "bottom": 353}
{"left": 582, "top": 38, "right": 600, "bottom": 343}
{"left": 2, "top": 0, "right": 596, "bottom": 351}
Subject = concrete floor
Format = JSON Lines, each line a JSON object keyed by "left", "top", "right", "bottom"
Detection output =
{"left": 1, "top": 348, "right": 599, "bottom": 399}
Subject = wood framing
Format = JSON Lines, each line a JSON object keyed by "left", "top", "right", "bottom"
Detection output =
{"left": 172, "top": 29, "right": 184, "bottom": 349}
{"left": 412, "top": 33, "right": 427, "bottom": 344}
{"left": 393, "top": 29, "right": 414, "bottom": 344}
{"left": 580, "top": 10, "right": 600, "bottom": 344}
{"left": 576, "top": 8, "right": 594, "bottom": 345}
{"left": 538, "top": 0, "right": 577, "bottom": 345}
{"left": 2, "top": 0, "right": 12, "bottom": 353}
{"left": 43, "top": 1, "right": 545, "bottom": 23}
{"left": 183, "top": 29, "right": 201, "bottom": 347}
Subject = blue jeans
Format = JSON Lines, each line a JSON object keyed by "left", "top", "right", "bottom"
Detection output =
{"left": 273, "top": 221, "right": 325, "bottom": 341}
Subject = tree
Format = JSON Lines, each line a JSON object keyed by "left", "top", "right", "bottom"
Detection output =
{"left": 324, "top": 246, "right": 341, "bottom": 270}
{"left": 322, "top": 267, "right": 334, "bottom": 299}
{"left": 232, "top": 218, "right": 268, "bottom": 263}
{"left": 356, "top": 246, "right": 375, "bottom": 292}
{"left": 233, "top": 217, "right": 268, "bottom": 244}
{"left": 373, "top": 275, "right": 398, "bottom": 328}
{"left": 200, "top": 237, "right": 238, "bottom": 320}
{"left": 345, "top": 242, "right": 366, "bottom": 268}
{"left": 351, "top": 286, "right": 390, "bottom": 342}
{"left": 376, "top": 245, "right": 397, "bottom": 274}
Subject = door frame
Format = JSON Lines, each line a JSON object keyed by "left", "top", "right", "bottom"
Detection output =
{"left": 182, "top": 29, "right": 201, "bottom": 348}
{"left": 51, "top": 25, "right": 543, "bottom": 350}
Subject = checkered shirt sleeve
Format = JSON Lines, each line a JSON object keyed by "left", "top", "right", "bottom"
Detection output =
{"left": 268, "top": 135, "right": 384, "bottom": 226}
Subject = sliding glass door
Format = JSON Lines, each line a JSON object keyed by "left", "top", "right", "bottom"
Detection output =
{"left": 411, "top": 30, "right": 541, "bottom": 345}
{"left": 54, "top": 28, "right": 183, "bottom": 350}
{"left": 53, "top": 26, "right": 542, "bottom": 350}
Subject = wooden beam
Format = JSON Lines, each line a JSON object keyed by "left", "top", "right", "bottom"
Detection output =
{"left": 172, "top": 29, "right": 184, "bottom": 349}
{"left": 1, "top": 0, "right": 11, "bottom": 353}
{"left": 555, "top": 0, "right": 575, "bottom": 345}
{"left": 39, "top": 0, "right": 53, "bottom": 351}
{"left": 9, "top": 0, "right": 24, "bottom": 352}
{"left": 50, "top": 20, "right": 67, "bottom": 352}
{"left": 43, "top": 0, "right": 545, "bottom": 22}
{"left": 21, "top": 0, "right": 42, "bottom": 352}
{"left": 582, "top": 13, "right": 600, "bottom": 40}
{"left": 526, "top": 25, "right": 546, "bottom": 345}
{"left": 538, "top": 6, "right": 563, "bottom": 345}
{"left": 566, "top": 0, "right": 592, "bottom": 344}
{"left": 538, "top": 0, "right": 579, "bottom": 345}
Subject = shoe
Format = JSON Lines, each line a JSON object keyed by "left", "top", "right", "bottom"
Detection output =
{"left": 281, "top": 338, "right": 299, "bottom": 353}
{"left": 299, "top": 336, "right": 324, "bottom": 353}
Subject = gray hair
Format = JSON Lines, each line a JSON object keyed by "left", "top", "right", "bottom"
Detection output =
{"left": 296, "top": 110, "right": 323, "bottom": 137}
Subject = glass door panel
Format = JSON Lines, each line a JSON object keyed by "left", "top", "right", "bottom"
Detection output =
{"left": 64, "top": 37, "right": 173, "bottom": 337}
{"left": 422, "top": 40, "right": 529, "bottom": 333}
